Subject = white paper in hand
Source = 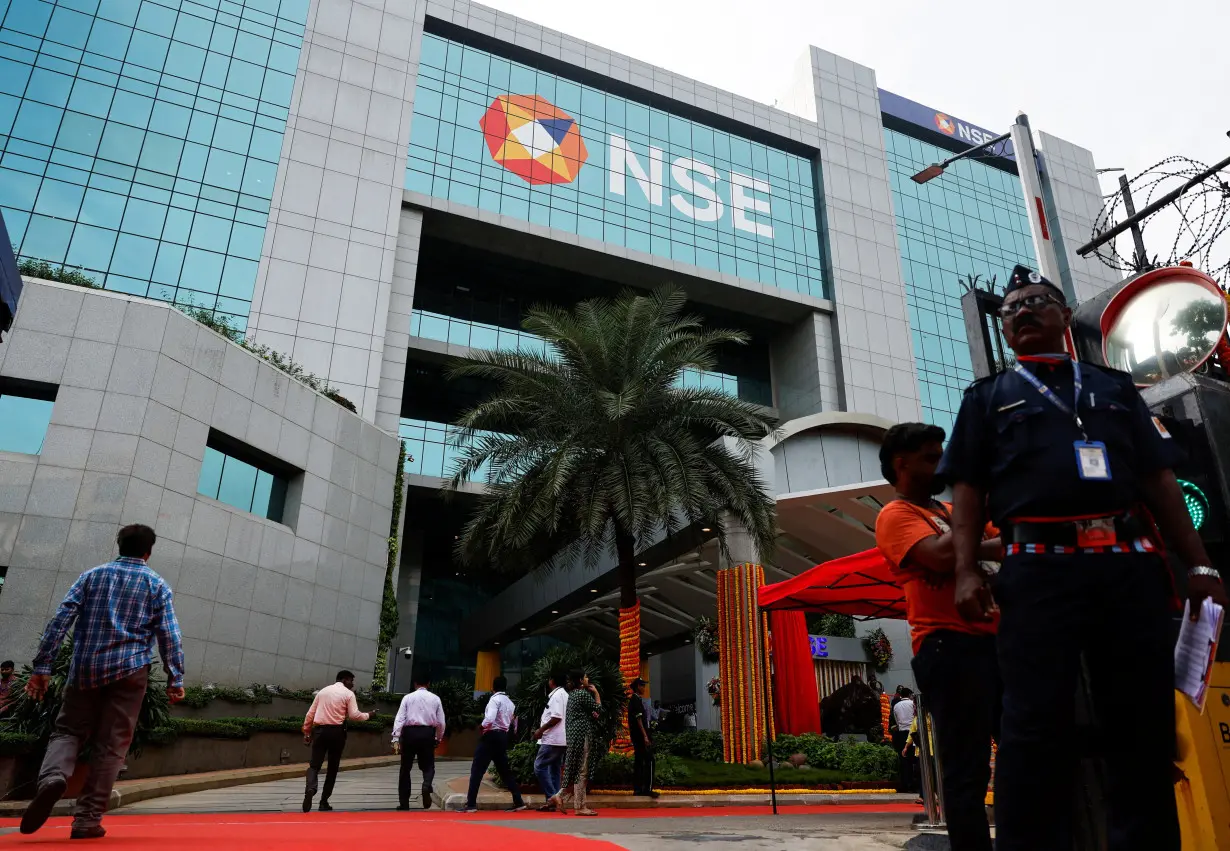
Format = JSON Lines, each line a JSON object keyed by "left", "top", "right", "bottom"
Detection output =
{"left": 1174, "top": 598, "right": 1225, "bottom": 712}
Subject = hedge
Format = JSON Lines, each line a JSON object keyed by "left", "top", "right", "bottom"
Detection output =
{"left": 0, "top": 732, "right": 38, "bottom": 756}
{"left": 180, "top": 684, "right": 405, "bottom": 709}
{"left": 489, "top": 741, "right": 688, "bottom": 790}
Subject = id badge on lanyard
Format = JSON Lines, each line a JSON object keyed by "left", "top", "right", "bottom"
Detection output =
{"left": 1013, "top": 361, "right": 1111, "bottom": 481}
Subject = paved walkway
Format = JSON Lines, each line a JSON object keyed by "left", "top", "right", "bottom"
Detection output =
{"left": 120, "top": 760, "right": 472, "bottom": 814}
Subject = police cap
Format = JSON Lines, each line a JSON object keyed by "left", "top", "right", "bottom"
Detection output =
{"left": 1003, "top": 264, "right": 1065, "bottom": 301}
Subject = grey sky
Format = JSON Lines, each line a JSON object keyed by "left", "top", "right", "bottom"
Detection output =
{"left": 481, "top": 0, "right": 1229, "bottom": 273}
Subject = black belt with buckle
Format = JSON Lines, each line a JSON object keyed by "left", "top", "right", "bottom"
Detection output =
{"left": 1005, "top": 512, "right": 1145, "bottom": 547}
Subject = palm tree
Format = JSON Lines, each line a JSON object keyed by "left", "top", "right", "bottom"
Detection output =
{"left": 446, "top": 287, "right": 778, "bottom": 704}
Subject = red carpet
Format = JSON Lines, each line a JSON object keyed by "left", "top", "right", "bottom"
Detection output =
{"left": 0, "top": 806, "right": 921, "bottom": 847}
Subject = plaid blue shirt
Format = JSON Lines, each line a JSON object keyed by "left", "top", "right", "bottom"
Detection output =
{"left": 34, "top": 557, "right": 185, "bottom": 689}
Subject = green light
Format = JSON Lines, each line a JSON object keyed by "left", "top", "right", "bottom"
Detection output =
{"left": 1178, "top": 479, "right": 1209, "bottom": 530}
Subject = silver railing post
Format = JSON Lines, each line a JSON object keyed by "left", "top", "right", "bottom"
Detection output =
{"left": 914, "top": 694, "right": 946, "bottom": 830}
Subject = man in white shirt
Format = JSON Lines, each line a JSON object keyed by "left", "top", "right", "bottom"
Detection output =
{"left": 459, "top": 676, "right": 527, "bottom": 813}
{"left": 392, "top": 670, "right": 445, "bottom": 810}
{"left": 301, "top": 669, "right": 371, "bottom": 812}
{"left": 891, "top": 689, "right": 918, "bottom": 794}
{"left": 531, "top": 671, "right": 568, "bottom": 811}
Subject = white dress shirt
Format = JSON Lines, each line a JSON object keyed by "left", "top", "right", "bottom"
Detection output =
{"left": 482, "top": 692, "right": 516, "bottom": 732}
{"left": 892, "top": 699, "right": 916, "bottom": 731}
{"left": 539, "top": 686, "right": 568, "bottom": 746}
{"left": 392, "top": 687, "right": 446, "bottom": 742}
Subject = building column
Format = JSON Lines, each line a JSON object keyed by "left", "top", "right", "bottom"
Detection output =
{"left": 716, "top": 561, "right": 774, "bottom": 764}
{"left": 390, "top": 527, "right": 423, "bottom": 693}
{"left": 781, "top": 46, "right": 922, "bottom": 424}
{"left": 474, "top": 650, "right": 501, "bottom": 693}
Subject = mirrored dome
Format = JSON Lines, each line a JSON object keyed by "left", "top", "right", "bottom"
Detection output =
{"left": 1103, "top": 274, "right": 1227, "bottom": 386}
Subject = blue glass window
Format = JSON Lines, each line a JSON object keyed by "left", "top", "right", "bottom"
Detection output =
{"left": 883, "top": 127, "right": 1036, "bottom": 432}
{"left": 0, "top": 0, "right": 309, "bottom": 323}
{"left": 0, "top": 383, "right": 57, "bottom": 455}
{"left": 197, "top": 440, "right": 290, "bottom": 523}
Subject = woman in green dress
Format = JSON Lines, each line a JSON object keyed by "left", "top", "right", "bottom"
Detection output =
{"left": 551, "top": 668, "right": 603, "bottom": 815}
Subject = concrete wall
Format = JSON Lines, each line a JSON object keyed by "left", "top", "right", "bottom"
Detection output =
{"left": 0, "top": 280, "right": 399, "bottom": 689}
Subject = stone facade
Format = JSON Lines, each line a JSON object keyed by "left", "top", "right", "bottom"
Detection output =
{"left": 0, "top": 280, "right": 399, "bottom": 689}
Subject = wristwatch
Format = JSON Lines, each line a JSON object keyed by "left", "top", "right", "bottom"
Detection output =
{"left": 1188, "top": 565, "right": 1222, "bottom": 582}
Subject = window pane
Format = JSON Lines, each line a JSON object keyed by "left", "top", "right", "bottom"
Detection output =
{"left": 216, "top": 454, "right": 259, "bottom": 512}
{"left": 0, "top": 394, "right": 55, "bottom": 454}
{"left": 197, "top": 446, "right": 226, "bottom": 499}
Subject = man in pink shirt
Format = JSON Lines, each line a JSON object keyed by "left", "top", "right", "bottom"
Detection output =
{"left": 302, "top": 670, "right": 370, "bottom": 812}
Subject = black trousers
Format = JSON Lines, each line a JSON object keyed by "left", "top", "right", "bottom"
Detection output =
{"left": 632, "top": 740, "right": 654, "bottom": 794}
{"left": 912, "top": 631, "right": 1001, "bottom": 851}
{"left": 995, "top": 551, "right": 1179, "bottom": 851}
{"left": 892, "top": 729, "right": 916, "bottom": 793}
{"left": 465, "top": 729, "right": 523, "bottom": 808}
{"left": 305, "top": 725, "right": 347, "bottom": 802}
{"left": 397, "top": 726, "right": 437, "bottom": 807}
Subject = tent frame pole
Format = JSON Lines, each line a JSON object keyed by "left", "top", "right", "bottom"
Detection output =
{"left": 759, "top": 615, "right": 778, "bottom": 815}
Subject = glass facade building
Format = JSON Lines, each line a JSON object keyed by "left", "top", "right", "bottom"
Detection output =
{"left": 406, "top": 33, "right": 825, "bottom": 298}
{"left": 883, "top": 127, "right": 1036, "bottom": 431}
{"left": 0, "top": 0, "right": 308, "bottom": 329}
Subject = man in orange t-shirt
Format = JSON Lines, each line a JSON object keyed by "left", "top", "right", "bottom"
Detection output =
{"left": 875, "top": 423, "right": 1003, "bottom": 851}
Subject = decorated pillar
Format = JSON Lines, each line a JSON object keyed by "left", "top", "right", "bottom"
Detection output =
{"left": 613, "top": 601, "right": 641, "bottom": 753}
{"left": 717, "top": 562, "right": 774, "bottom": 763}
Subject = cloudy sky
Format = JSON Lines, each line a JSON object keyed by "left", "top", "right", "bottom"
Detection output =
{"left": 480, "top": 0, "right": 1229, "bottom": 271}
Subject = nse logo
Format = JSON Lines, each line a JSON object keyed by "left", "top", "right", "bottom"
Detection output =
{"left": 933, "top": 111, "right": 1000, "bottom": 146}
{"left": 480, "top": 94, "right": 777, "bottom": 239}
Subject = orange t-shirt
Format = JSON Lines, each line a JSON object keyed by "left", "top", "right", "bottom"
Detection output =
{"left": 875, "top": 499, "right": 999, "bottom": 654}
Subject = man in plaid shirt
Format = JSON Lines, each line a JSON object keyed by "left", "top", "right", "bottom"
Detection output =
{"left": 20, "top": 524, "right": 185, "bottom": 840}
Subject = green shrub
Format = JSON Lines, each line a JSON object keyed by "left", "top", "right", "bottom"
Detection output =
{"left": 1, "top": 637, "right": 171, "bottom": 757}
{"left": 17, "top": 258, "right": 99, "bottom": 289}
{"left": 655, "top": 729, "right": 723, "bottom": 763}
{"left": 511, "top": 639, "right": 625, "bottom": 751}
{"left": 0, "top": 732, "right": 38, "bottom": 756}
{"left": 766, "top": 733, "right": 895, "bottom": 779}
{"left": 487, "top": 741, "right": 686, "bottom": 789}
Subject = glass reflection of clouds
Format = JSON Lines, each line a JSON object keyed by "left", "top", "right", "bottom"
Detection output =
{"left": 1103, "top": 278, "right": 1227, "bottom": 386}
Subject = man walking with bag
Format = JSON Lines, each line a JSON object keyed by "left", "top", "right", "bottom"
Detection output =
{"left": 20, "top": 524, "right": 185, "bottom": 839}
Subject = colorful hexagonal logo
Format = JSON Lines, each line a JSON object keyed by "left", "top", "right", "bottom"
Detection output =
{"left": 479, "top": 95, "right": 588, "bottom": 185}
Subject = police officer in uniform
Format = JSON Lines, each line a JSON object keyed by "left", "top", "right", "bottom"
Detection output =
{"left": 938, "top": 265, "right": 1228, "bottom": 851}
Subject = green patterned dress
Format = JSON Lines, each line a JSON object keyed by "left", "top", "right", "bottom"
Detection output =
{"left": 560, "top": 687, "right": 602, "bottom": 791}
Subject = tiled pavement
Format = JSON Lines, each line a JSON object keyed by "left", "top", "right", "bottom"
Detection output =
{"left": 119, "top": 759, "right": 473, "bottom": 814}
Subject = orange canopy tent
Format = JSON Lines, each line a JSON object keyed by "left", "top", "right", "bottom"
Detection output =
{"left": 758, "top": 548, "right": 906, "bottom": 620}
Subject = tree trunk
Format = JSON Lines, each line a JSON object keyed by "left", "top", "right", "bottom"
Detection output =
{"left": 613, "top": 528, "right": 641, "bottom": 753}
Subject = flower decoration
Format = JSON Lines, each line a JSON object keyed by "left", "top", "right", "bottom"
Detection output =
{"left": 862, "top": 628, "right": 893, "bottom": 673}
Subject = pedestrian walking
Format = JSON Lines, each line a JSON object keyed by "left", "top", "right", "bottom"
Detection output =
{"left": 876, "top": 421, "right": 1003, "bottom": 851}
{"left": 301, "top": 669, "right": 371, "bottom": 812}
{"left": 627, "top": 677, "right": 658, "bottom": 798}
{"left": 890, "top": 689, "right": 917, "bottom": 794}
{"left": 531, "top": 671, "right": 568, "bottom": 811}
{"left": 19, "top": 524, "right": 185, "bottom": 840}
{"left": 459, "top": 676, "right": 527, "bottom": 813}
{"left": 941, "top": 264, "right": 1228, "bottom": 851}
{"left": 551, "top": 669, "right": 602, "bottom": 816}
{"left": 392, "top": 670, "right": 445, "bottom": 810}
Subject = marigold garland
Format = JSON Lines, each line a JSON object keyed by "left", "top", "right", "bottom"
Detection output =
{"left": 716, "top": 563, "right": 773, "bottom": 764}
{"left": 614, "top": 602, "right": 641, "bottom": 754}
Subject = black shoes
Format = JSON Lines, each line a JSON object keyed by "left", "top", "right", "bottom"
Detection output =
{"left": 20, "top": 776, "right": 67, "bottom": 835}
{"left": 318, "top": 801, "right": 333, "bottom": 812}
{"left": 302, "top": 792, "right": 313, "bottom": 813}
{"left": 396, "top": 804, "right": 410, "bottom": 811}
{"left": 70, "top": 826, "right": 106, "bottom": 840}
{"left": 422, "top": 789, "right": 432, "bottom": 809}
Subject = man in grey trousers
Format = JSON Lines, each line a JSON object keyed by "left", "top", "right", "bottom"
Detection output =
{"left": 20, "top": 524, "right": 185, "bottom": 839}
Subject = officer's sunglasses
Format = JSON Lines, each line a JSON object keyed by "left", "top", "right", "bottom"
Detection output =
{"left": 998, "top": 294, "right": 1064, "bottom": 318}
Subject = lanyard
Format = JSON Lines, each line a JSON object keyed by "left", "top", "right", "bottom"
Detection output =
{"left": 1014, "top": 361, "right": 1087, "bottom": 439}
